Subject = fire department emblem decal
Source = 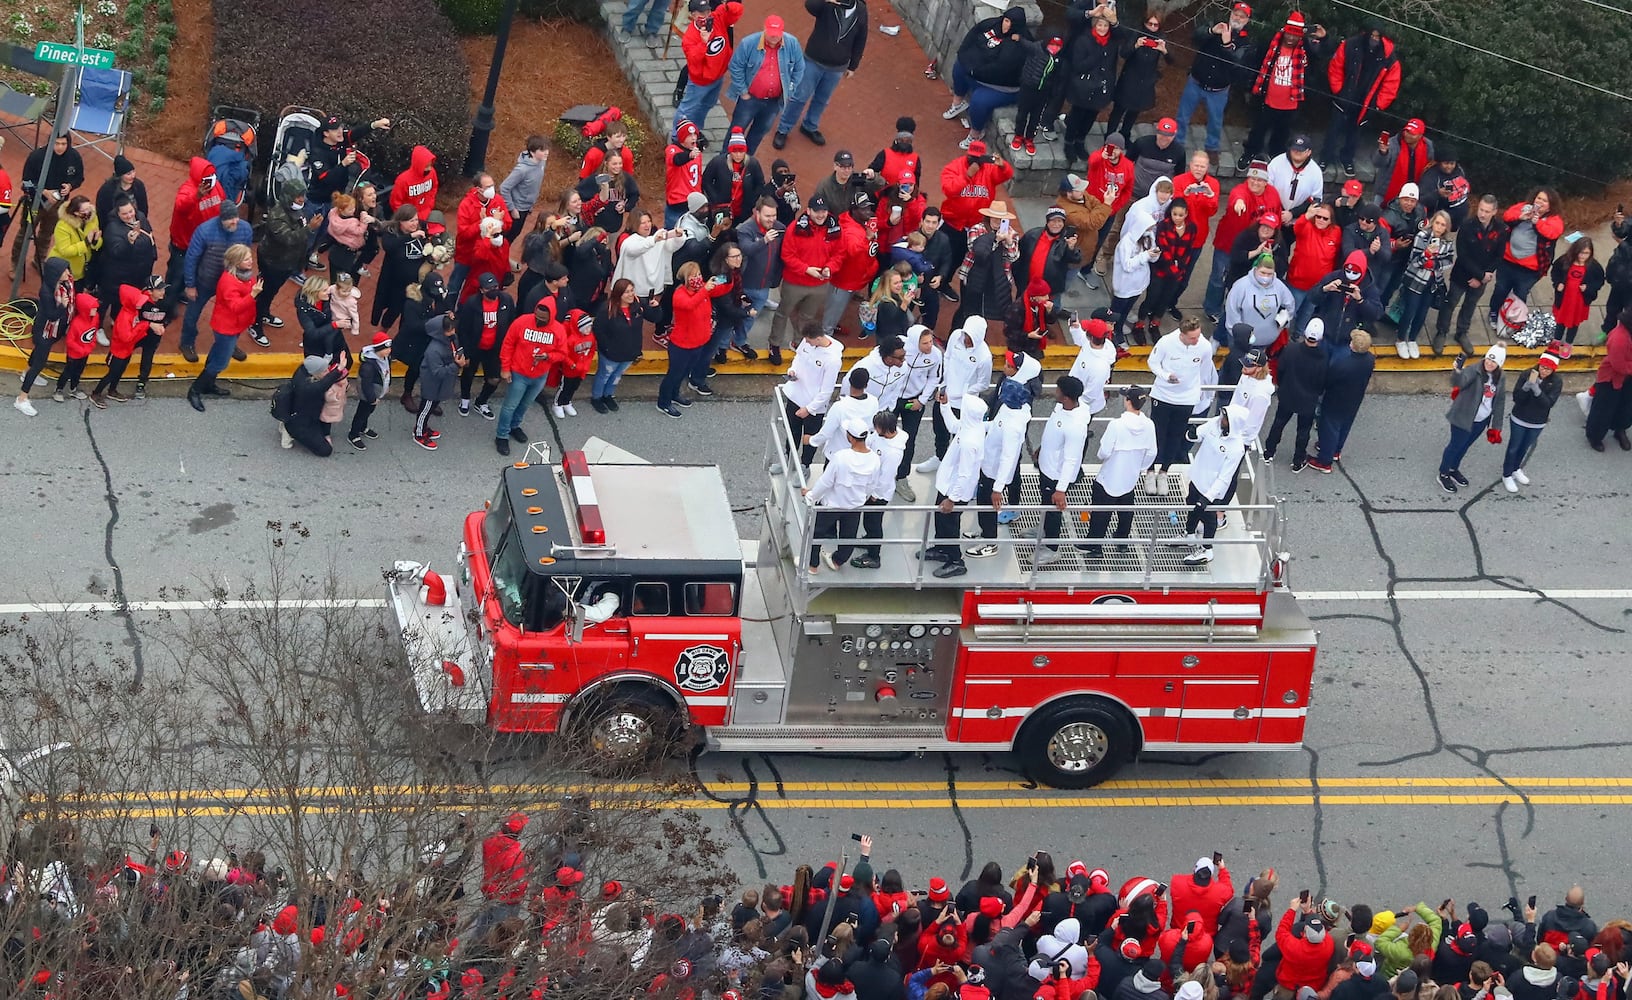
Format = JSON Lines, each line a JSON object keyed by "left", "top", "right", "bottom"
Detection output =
{"left": 674, "top": 644, "right": 731, "bottom": 692}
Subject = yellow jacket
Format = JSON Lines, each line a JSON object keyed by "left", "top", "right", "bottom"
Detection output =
{"left": 51, "top": 211, "right": 103, "bottom": 279}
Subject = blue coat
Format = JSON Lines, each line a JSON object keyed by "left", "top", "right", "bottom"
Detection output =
{"left": 183, "top": 216, "right": 254, "bottom": 292}
{"left": 726, "top": 32, "right": 807, "bottom": 102}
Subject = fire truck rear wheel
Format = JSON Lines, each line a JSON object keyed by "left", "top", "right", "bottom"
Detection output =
{"left": 572, "top": 689, "right": 681, "bottom": 770}
{"left": 1016, "top": 700, "right": 1134, "bottom": 789}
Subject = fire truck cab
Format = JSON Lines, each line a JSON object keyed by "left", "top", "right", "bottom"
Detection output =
{"left": 388, "top": 392, "right": 1318, "bottom": 788}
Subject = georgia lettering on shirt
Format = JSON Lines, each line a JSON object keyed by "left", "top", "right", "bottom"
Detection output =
{"left": 524, "top": 326, "right": 556, "bottom": 363}
{"left": 407, "top": 177, "right": 434, "bottom": 199}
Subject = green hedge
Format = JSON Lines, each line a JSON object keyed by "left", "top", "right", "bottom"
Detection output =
{"left": 439, "top": 0, "right": 606, "bottom": 36}
{"left": 550, "top": 114, "right": 650, "bottom": 162}
{"left": 212, "top": 0, "right": 473, "bottom": 180}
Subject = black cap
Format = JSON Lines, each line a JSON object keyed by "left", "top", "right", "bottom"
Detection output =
{"left": 1358, "top": 203, "right": 1382, "bottom": 221}
{"left": 834, "top": 150, "right": 855, "bottom": 167}
{"left": 808, "top": 195, "right": 830, "bottom": 211}
{"left": 688, "top": 0, "right": 710, "bottom": 10}
{"left": 1290, "top": 134, "right": 1312, "bottom": 152}
{"left": 1395, "top": 971, "right": 1419, "bottom": 994}
{"left": 851, "top": 192, "right": 873, "bottom": 211}
{"left": 1243, "top": 347, "right": 1268, "bottom": 367}
{"left": 1121, "top": 384, "right": 1149, "bottom": 406}
{"left": 322, "top": 115, "right": 344, "bottom": 131}
{"left": 478, "top": 272, "right": 500, "bottom": 292}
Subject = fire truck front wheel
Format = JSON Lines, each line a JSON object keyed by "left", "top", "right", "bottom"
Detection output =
{"left": 1015, "top": 700, "right": 1135, "bottom": 789}
{"left": 570, "top": 688, "right": 683, "bottom": 770}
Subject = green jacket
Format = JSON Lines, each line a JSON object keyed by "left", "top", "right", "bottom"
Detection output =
{"left": 1375, "top": 903, "right": 1442, "bottom": 977}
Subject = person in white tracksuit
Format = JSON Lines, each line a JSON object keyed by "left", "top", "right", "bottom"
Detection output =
{"left": 1067, "top": 317, "right": 1117, "bottom": 417}
{"left": 972, "top": 378, "right": 1034, "bottom": 557}
{"left": 805, "top": 416, "right": 882, "bottom": 572}
{"left": 782, "top": 324, "right": 845, "bottom": 467}
{"left": 810, "top": 367, "right": 880, "bottom": 462}
{"left": 854, "top": 409, "right": 908, "bottom": 569}
{"left": 926, "top": 394, "right": 989, "bottom": 578}
{"left": 1035, "top": 374, "right": 1093, "bottom": 564}
{"left": 893, "top": 326, "right": 942, "bottom": 500}
{"left": 1086, "top": 385, "right": 1158, "bottom": 557}
{"left": 1231, "top": 347, "right": 1275, "bottom": 446}
{"left": 1181, "top": 403, "right": 1249, "bottom": 564}
{"left": 920, "top": 317, "right": 994, "bottom": 471}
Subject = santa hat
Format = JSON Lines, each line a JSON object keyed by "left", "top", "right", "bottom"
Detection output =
{"left": 602, "top": 880, "right": 624, "bottom": 900}
{"left": 839, "top": 874, "right": 855, "bottom": 892}
{"left": 1088, "top": 867, "right": 1110, "bottom": 890}
{"left": 1067, "top": 861, "right": 1088, "bottom": 879}
{"left": 728, "top": 127, "right": 748, "bottom": 151}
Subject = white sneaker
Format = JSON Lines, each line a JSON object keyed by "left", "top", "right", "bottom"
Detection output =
{"left": 1034, "top": 544, "right": 1065, "bottom": 566}
{"left": 1407, "top": 341, "right": 1421, "bottom": 359}
{"left": 1513, "top": 468, "right": 1530, "bottom": 485}
{"left": 943, "top": 99, "right": 970, "bottom": 120}
{"left": 72, "top": 389, "right": 87, "bottom": 400}
{"left": 894, "top": 479, "right": 917, "bottom": 502}
{"left": 1182, "top": 546, "right": 1215, "bottom": 565}
{"left": 552, "top": 404, "right": 566, "bottom": 418}
{"left": 14, "top": 397, "right": 36, "bottom": 417}
{"left": 1502, "top": 475, "right": 1518, "bottom": 493}
{"left": 478, "top": 403, "right": 495, "bottom": 419}
{"left": 280, "top": 424, "right": 295, "bottom": 449}
{"left": 1395, "top": 341, "right": 1409, "bottom": 359}
{"left": 964, "top": 542, "right": 999, "bottom": 558}
{"left": 915, "top": 456, "right": 941, "bottom": 473}
{"left": 958, "top": 134, "right": 976, "bottom": 151}
{"left": 563, "top": 403, "right": 577, "bottom": 416}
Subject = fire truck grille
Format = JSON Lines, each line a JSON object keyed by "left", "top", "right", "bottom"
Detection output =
{"left": 1010, "top": 472, "right": 1211, "bottom": 575}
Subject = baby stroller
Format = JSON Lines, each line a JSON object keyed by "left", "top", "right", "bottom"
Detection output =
{"left": 265, "top": 105, "right": 384, "bottom": 207}
{"left": 203, "top": 105, "right": 260, "bottom": 213}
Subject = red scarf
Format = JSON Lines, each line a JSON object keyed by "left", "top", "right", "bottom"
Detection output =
{"left": 1252, "top": 32, "right": 1305, "bottom": 101}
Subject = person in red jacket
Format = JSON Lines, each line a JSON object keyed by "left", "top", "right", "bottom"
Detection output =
{"left": 675, "top": 0, "right": 746, "bottom": 143}
{"left": 664, "top": 119, "right": 707, "bottom": 228}
{"left": 659, "top": 261, "right": 734, "bottom": 415}
{"left": 824, "top": 197, "right": 877, "bottom": 336}
{"left": 390, "top": 145, "right": 439, "bottom": 223}
{"left": 1169, "top": 857, "right": 1232, "bottom": 934}
{"left": 187, "top": 243, "right": 259, "bottom": 412}
{"left": 91, "top": 279, "right": 165, "bottom": 406}
{"left": 939, "top": 141, "right": 1015, "bottom": 267}
{"left": 769, "top": 196, "right": 838, "bottom": 360}
{"left": 1287, "top": 204, "right": 1342, "bottom": 304}
{"left": 453, "top": 174, "right": 509, "bottom": 299}
{"left": 1275, "top": 898, "right": 1336, "bottom": 995}
{"left": 52, "top": 291, "right": 100, "bottom": 402}
{"left": 1487, "top": 188, "right": 1564, "bottom": 332}
{"left": 1321, "top": 27, "right": 1401, "bottom": 177}
{"left": 0, "top": 158, "right": 14, "bottom": 252}
{"left": 461, "top": 216, "right": 511, "bottom": 305}
{"left": 580, "top": 114, "right": 636, "bottom": 179}
{"left": 1155, "top": 912, "right": 1215, "bottom": 990}
{"left": 1203, "top": 160, "right": 1284, "bottom": 321}
{"left": 551, "top": 310, "right": 596, "bottom": 417}
{"left": 494, "top": 300, "right": 566, "bottom": 454}
{"left": 471, "top": 813, "right": 531, "bottom": 945}
{"left": 1079, "top": 133, "right": 1135, "bottom": 274}
{"left": 166, "top": 157, "right": 223, "bottom": 298}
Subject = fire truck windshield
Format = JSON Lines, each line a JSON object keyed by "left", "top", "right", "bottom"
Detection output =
{"left": 489, "top": 531, "right": 528, "bottom": 625}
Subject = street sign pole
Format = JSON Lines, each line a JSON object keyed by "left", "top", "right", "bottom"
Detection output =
{"left": 10, "top": 5, "right": 85, "bottom": 300}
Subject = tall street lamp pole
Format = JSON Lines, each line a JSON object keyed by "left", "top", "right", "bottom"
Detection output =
{"left": 463, "top": 0, "right": 520, "bottom": 178}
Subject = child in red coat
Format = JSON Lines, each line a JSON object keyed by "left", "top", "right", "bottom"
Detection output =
{"left": 56, "top": 291, "right": 101, "bottom": 400}
{"left": 552, "top": 310, "right": 597, "bottom": 417}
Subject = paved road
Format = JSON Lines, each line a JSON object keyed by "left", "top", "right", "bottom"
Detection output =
{"left": 2, "top": 390, "right": 1630, "bottom": 908}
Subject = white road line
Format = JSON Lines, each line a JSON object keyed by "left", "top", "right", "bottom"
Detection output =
{"left": 0, "top": 590, "right": 1627, "bottom": 617}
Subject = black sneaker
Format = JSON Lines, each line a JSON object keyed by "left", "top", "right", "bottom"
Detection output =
{"left": 349, "top": 436, "right": 367, "bottom": 451}
{"left": 250, "top": 329, "right": 271, "bottom": 347}
{"left": 133, "top": 382, "right": 146, "bottom": 400}
{"left": 675, "top": 396, "right": 693, "bottom": 407}
{"left": 706, "top": 367, "right": 718, "bottom": 378}
{"left": 932, "top": 561, "right": 968, "bottom": 579}
{"left": 509, "top": 427, "right": 528, "bottom": 443}
{"left": 768, "top": 347, "right": 783, "bottom": 366}
{"left": 849, "top": 555, "right": 882, "bottom": 569}
{"left": 459, "top": 399, "right": 472, "bottom": 416}
{"left": 1343, "top": 162, "right": 1356, "bottom": 177}
{"left": 1262, "top": 449, "right": 1276, "bottom": 461}
{"left": 772, "top": 131, "right": 788, "bottom": 150}
{"left": 736, "top": 345, "right": 759, "bottom": 360}
{"left": 605, "top": 396, "right": 620, "bottom": 412}
{"left": 1449, "top": 469, "right": 1469, "bottom": 487}
{"left": 1291, "top": 457, "right": 1307, "bottom": 473}
{"left": 363, "top": 428, "right": 379, "bottom": 439}
{"left": 232, "top": 345, "right": 248, "bottom": 362}
{"left": 496, "top": 437, "right": 511, "bottom": 456}
{"left": 657, "top": 403, "right": 681, "bottom": 418}
{"left": 590, "top": 397, "right": 609, "bottom": 413}
{"left": 800, "top": 125, "right": 827, "bottom": 146}
{"left": 691, "top": 382, "right": 714, "bottom": 396}
{"left": 262, "top": 315, "right": 285, "bottom": 328}
{"left": 713, "top": 350, "right": 729, "bottom": 365}
{"left": 1438, "top": 473, "right": 1458, "bottom": 494}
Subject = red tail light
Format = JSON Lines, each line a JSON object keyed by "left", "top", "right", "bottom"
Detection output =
{"left": 562, "top": 451, "right": 607, "bottom": 545}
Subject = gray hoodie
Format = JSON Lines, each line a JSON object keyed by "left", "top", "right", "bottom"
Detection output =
{"left": 498, "top": 149, "right": 546, "bottom": 214}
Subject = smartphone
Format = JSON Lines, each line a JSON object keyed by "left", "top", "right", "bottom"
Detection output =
{"left": 1378, "top": 130, "right": 1391, "bottom": 145}
{"left": 998, "top": 220, "right": 1013, "bottom": 236}
{"left": 1212, "top": 852, "right": 1223, "bottom": 866}
{"left": 1528, "top": 895, "right": 1537, "bottom": 909}
{"left": 850, "top": 832, "right": 864, "bottom": 842}
{"left": 1299, "top": 889, "right": 1310, "bottom": 904}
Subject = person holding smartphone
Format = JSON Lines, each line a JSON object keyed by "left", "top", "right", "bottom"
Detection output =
{"left": 1275, "top": 891, "right": 1337, "bottom": 994}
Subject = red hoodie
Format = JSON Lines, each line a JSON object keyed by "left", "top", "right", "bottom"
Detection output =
{"left": 671, "top": 279, "right": 732, "bottom": 349}
{"left": 391, "top": 146, "right": 439, "bottom": 221}
{"left": 459, "top": 236, "right": 511, "bottom": 304}
{"left": 580, "top": 140, "right": 635, "bottom": 179}
{"left": 501, "top": 310, "right": 567, "bottom": 380}
{"left": 64, "top": 292, "right": 100, "bottom": 360}
{"left": 170, "top": 157, "right": 222, "bottom": 250}
{"left": 1286, "top": 215, "right": 1342, "bottom": 291}
{"left": 1274, "top": 908, "right": 1335, "bottom": 991}
{"left": 939, "top": 155, "right": 1015, "bottom": 231}
{"left": 681, "top": 1, "right": 744, "bottom": 85}
{"left": 110, "top": 285, "right": 159, "bottom": 359}
{"left": 829, "top": 214, "right": 876, "bottom": 293}
{"left": 1213, "top": 181, "right": 1285, "bottom": 252}
{"left": 211, "top": 269, "right": 258, "bottom": 335}
{"left": 455, "top": 187, "right": 510, "bottom": 265}
{"left": 1086, "top": 148, "right": 1134, "bottom": 216}
{"left": 1177, "top": 172, "right": 1221, "bottom": 248}
{"left": 781, "top": 213, "right": 836, "bottom": 286}
{"left": 559, "top": 311, "right": 596, "bottom": 378}
{"left": 480, "top": 831, "right": 531, "bottom": 903}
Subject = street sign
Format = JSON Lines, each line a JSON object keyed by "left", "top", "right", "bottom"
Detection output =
{"left": 33, "top": 41, "right": 114, "bottom": 69}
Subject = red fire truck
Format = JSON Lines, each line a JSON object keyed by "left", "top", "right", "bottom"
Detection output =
{"left": 387, "top": 393, "right": 1318, "bottom": 788}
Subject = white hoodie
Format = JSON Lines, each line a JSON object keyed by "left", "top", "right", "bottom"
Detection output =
{"left": 941, "top": 318, "right": 995, "bottom": 402}
{"left": 1188, "top": 404, "right": 1249, "bottom": 501}
{"left": 935, "top": 394, "right": 988, "bottom": 502}
{"left": 980, "top": 400, "right": 1031, "bottom": 488}
{"left": 1111, "top": 212, "right": 1159, "bottom": 300}
{"left": 900, "top": 325, "right": 943, "bottom": 406}
{"left": 1096, "top": 407, "right": 1158, "bottom": 496}
{"left": 849, "top": 349, "right": 913, "bottom": 410}
{"left": 784, "top": 336, "right": 845, "bottom": 413}
{"left": 1147, "top": 329, "right": 1213, "bottom": 406}
{"left": 865, "top": 429, "right": 908, "bottom": 500}
{"left": 610, "top": 230, "right": 688, "bottom": 296}
{"left": 1066, "top": 322, "right": 1116, "bottom": 414}
{"left": 1233, "top": 371, "right": 1275, "bottom": 443}
{"left": 1028, "top": 917, "right": 1090, "bottom": 980}
{"left": 1037, "top": 401, "right": 1093, "bottom": 487}
{"left": 811, "top": 391, "right": 880, "bottom": 459}
{"left": 1124, "top": 178, "right": 1173, "bottom": 239}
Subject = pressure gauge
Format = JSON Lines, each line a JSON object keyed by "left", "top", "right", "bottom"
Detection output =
{"left": 908, "top": 624, "right": 927, "bottom": 638}
{"left": 865, "top": 624, "right": 884, "bottom": 638}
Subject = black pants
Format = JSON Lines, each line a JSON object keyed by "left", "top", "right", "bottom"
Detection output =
{"left": 1243, "top": 103, "right": 1298, "bottom": 161}
{"left": 329, "top": 245, "right": 361, "bottom": 282}
{"left": 1064, "top": 104, "right": 1108, "bottom": 163}
{"left": 401, "top": 360, "right": 422, "bottom": 398}
{"left": 1110, "top": 294, "right": 1139, "bottom": 336}
{"left": 858, "top": 496, "right": 890, "bottom": 559}
{"left": 349, "top": 398, "right": 376, "bottom": 438}
{"left": 931, "top": 400, "right": 963, "bottom": 458}
{"left": 919, "top": 284, "right": 943, "bottom": 331}
{"left": 288, "top": 419, "right": 334, "bottom": 457}
{"left": 785, "top": 398, "right": 825, "bottom": 467}
{"left": 415, "top": 397, "right": 439, "bottom": 437}
{"left": 55, "top": 356, "right": 87, "bottom": 392}
{"left": 1038, "top": 473, "right": 1064, "bottom": 542}
{"left": 895, "top": 400, "right": 926, "bottom": 479}
{"left": 93, "top": 354, "right": 132, "bottom": 395}
{"left": 1183, "top": 482, "right": 1219, "bottom": 539}
{"left": 1016, "top": 90, "right": 1050, "bottom": 140}
{"left": 256, "top": 265, "right": 297, "bottom": 321}
{"left": 164, "top": 243, "right": 188, "bottom": 302}
{"left": 931, "top": 491, "right": 965, "bottom": 564}
{"left": 136, "top": 332, "right": 162, "bottom": 384}
{"left": 809, "top": 509, "right": 861, "bottom": 568}
{"left": 1603, "top": 284, "right": 1630, "bottom": 334}
{"left": 1586, "top": 380, "right": 1632, "bottom": 445}
{"left": 1150, "top": 398, "right": 1192, "bottom": 470}
{"left": 553, "top": 376, "right": 583, "bottom": 406}
{"left": 1141, "top": 275, "right": 1184, "bottom": 322}
{"left": 1105, "top": 103, "right": 1146, "bottom": 142}
{"left": 20, "top": 337, "right": 55, "bottom": 393}
{"left": 1264, "top": 402, "right": 1315, "bottom": 459}
{"left": 1085, "top": 479, "right": 1133, "bottom": 549}
{"left": 460, "top": 345, "right": 502, "bottom": 402}
{"left": 1433, "top": 278, "right": 1487, "bottom": 346}
{"left": 976, "top": 472, "right": 1023, "bottom": 538}
{"left": 506, "top": 210, "right": 532, "bottom": 242}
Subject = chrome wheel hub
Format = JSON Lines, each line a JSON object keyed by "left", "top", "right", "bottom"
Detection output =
{"left": 1047, "top": 722, "right": 1108, "bottom": 772}
{"left": 591, "top": 711, "right": 653, "bottom": 762}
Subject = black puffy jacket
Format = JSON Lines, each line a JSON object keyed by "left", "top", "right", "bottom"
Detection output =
{"left": 957, "top": 7, "right": 1030, "bottom": 87}
{"left": 1274, "top": 340, "right": 1329, "bottom": 412}
{"left": 1065, "top": 27, "right": 1124, "bottom": 109}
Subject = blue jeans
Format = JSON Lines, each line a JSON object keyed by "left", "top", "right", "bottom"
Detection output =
{"left": 1395, "top": 286, "right": 1434, "bottom": 345}
{"left": 1289, "top": 286, "right": 1309, "bottom": 316}
{"left": 203, "top": 331, "right": 240, "bottom": 377}
{"left": 447, "top": 262, "right": 470, "bottom": 304}
{"left": 949, "top": 61, "right": 1018, "bottom": 131}
{"left": 180, "top": 287, "right": 218, "bottom": 350}
{"left": 675, "top": 77, "right": 725, "bottom": 136}
{"left": 1321, "top": 112, "right": 1361, "bottom": 169}
{"left": 592, "top": 358, "right": 634, "bottom": 399}
{"left": 659, "top": 343, "right": 710, "bottom": 406}
{"left": 779, "top": 63, "right": 845, "bottom": 134}
{"left": 496, "top": 373, "right": 546, "bottom": 438}
{"left": 712, "top": 313, "right": 749, "bottom": 352}
{"left": 1201, "top": 247, "right": 1231, "bottom": 317}
{"left": 730, "top": 95, "right": 783, "bottom": 153}
{"left": 620, "top": 0, "right": 665, "bottom": 33}
{"left": 1502, "top": 420, "right": 1544, "bottom": 477}
{"left": 1440, "top": 417, "right": 1489, "bottom": 475}
{"left": 1314, "top": 407, "right": 1357, "bottom": 464}
{"left": 1175, "top": 77, "right": 1229, "bottom": 152}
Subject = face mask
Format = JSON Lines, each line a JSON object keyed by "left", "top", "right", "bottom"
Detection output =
{"left": 1344, "top": 268, "right": 1362, "bottom": 281}
{"left": 686, "top": 275, "right": 705, "bottom": 291}
{"left": 480, "top": 185, "right": 495, "bottom": 199}
{"left": 291, "top": 200, "right": 306, "bottom": 212}
{"left": 234, "top": 266, "right": 254, "bottom": 280}
{"left": 1253, "top": 271, "right": 1273, "bottom": 287}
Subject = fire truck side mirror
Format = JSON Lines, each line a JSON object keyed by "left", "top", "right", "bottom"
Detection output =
{"left": 567, "top": 603, "right": 586, "bottom": 645}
